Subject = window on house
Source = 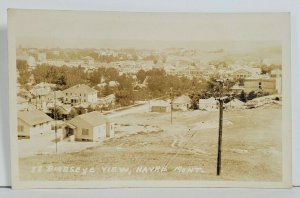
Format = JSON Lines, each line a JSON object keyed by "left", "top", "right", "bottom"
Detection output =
{"left": 18, "top": 125, "right": 24, "bottom": 132}
{"left": 259, "top": 82, "right": 262, "bottom": 89}
{"left": 33, "top": 125, "right": 36, "bottom": 128}
{"left": 82, "top": 129, "right": 89, "bottom": 135}
{"left": 66, "top": 93, "right": 68, "bottom": 96}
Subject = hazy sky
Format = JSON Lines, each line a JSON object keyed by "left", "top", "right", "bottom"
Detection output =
{"left": 8, "top": 10, "right": 290, "bottom": 50}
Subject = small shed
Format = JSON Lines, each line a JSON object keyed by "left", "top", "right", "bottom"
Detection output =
{"left": 150, "top": 100, "right": 171, "bottom": 113}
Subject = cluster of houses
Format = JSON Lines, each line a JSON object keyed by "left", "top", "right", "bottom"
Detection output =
{"left": 17, "top": 82, "right": 115, "bottom": 142}
{"left": 229, "top": 67, "right": 282, "bottom": 95}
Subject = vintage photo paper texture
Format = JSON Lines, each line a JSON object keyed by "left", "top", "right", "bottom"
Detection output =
{"left": 8, "top": 9, "right": 292, "bottom": 188}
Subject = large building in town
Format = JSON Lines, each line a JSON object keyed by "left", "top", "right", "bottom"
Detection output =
{"left": 62, "top": 84, "right": 98, "bottom": 105}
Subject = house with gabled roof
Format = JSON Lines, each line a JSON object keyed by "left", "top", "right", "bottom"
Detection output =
{"left": 63, "top": 111, "right": 114, "bottom": 142}
{"left": 172, "top": 95, "right": 191, "bottom": 111}
{"left": 18, "top": 109, "right": 53, "bottom": 138}
{"left": 62, "top": 84, "right": 98, "bottom": 105}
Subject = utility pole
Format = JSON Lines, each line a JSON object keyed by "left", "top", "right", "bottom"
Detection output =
{"left": 216, "top": 98, "right": 224, "bottom": 175}
{"left": 54, "top": 91, "right": 58, "bottom": 154}
{"left": 216, "top": 80, "right": 226, "bottom": 176}
{"left": 170, "top": 88, "right": 173, "bottom": 124}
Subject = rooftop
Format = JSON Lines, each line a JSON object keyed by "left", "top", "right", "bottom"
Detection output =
{"left": 18, "top": 109, "right": 53, "bottom": 126}
{"left": 68, "top": 111, "right": 109, "bottom": 128}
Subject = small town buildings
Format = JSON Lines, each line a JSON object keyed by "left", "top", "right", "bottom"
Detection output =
{"left": 81, "top": 56, "right": 95, "bottom": 66}
{"left": 45, "top": 90, "right": 64, "bottom": 103}
{"left": 230, "top": 68, "right": 252, "bottom": 80}
{"left": 34, "top": 82, "right": 56, "bottom": 90}
{"left": 230, "top": 84, "right": 245, "bottom": 94}
{"left": 64, "top": 111, "right": 114, "bottom": 142}
{"left": 198, "top": 97, "right": 219, "bottom": 111}
{"left": 17, "top": 96, "right": 29, "bottom": 111}
{"left": 271, "top": 69, "right": 282, "bottom": 94}
{"left": 150, "top": 100, "right": 171, "bottom": 112}
{"left": 29, "top": 87, "right": 51, "bottom": 103}
{"left": 172, "top": 95, "right": 191, "bottom": 111}
{"left": 243, "top": 77, "right": 277, "bottom": 94}
{"left": 18, "top": 109, "right": 53, "bottom": 138}
{"left": 63, "top": 84, "right": 98, "bottom": 105}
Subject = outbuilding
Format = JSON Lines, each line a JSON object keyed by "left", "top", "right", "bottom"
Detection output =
{"left": 150, "top": 100, "right": 171, "bottom": 113}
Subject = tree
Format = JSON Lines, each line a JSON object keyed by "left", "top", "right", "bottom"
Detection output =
{"left": 89, "top": 68, "right": 105, "bottom": 86}
{"left": 247, "top": 91, "right": 257, "bottom": 101}
{"left": 190, "top": 93, "right": 201, "bottom": 110}
{"left": 105, "top": 67, "right": 119, "bottom": 81}
{"left": 69, "top": 108, "right": 78, "bottom": 119}
{"left": 136, "top": 69, "right": 147, "bottom": 83}
{"left": 17, "top": 60, "right": 31, "bottom": 85}
{"left": 115, "top": 74, "right": 135, "bottom": 106}
{"left": 239, "top": 91, "right": 247, "bottom": 102}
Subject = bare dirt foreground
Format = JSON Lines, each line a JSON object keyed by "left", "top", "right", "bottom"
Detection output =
{"left": 19, "top": 104, "right": 282, "bottom": 182}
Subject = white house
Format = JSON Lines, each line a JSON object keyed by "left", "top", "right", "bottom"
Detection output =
{"left": 199, "top": 97, "right": 219, "bottom": 111}
{"left": 63, "top": 84, "right": 98, "bottom": 105}
{"left": 64, "top": 111, "right": 114, "bottom": 142}
{"left": 172, "top": 95, "right": 191, "bottom": 111}
{"left": 18, "top": 109, "right": 53, "bottom": 138}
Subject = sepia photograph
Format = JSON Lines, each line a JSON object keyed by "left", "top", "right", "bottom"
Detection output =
{"left": 8, "top": 10, "right": 291, "bottom": 188}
